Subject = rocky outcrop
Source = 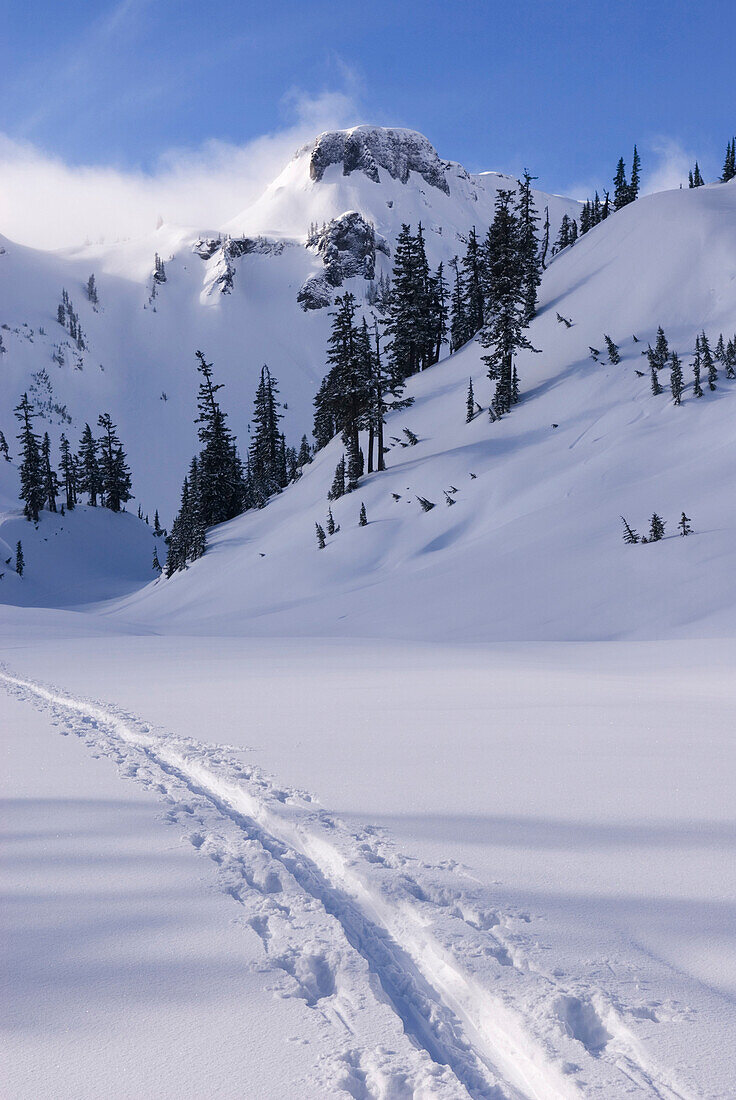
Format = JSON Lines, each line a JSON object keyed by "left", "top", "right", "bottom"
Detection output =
{"left": 194, "top": 235, "right": 289, "bottom": 295}
{"left": 306, "top": 126, "right": 451, "bottom": 195}
{"left": 298, "top": 211, "right": 390, "bottom": 310}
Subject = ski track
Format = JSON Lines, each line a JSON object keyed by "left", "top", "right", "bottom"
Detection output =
{"left": 1, "top": 667, "right": 702, "bottom": 1100}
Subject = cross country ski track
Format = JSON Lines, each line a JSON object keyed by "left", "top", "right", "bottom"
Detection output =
{"left": 1, "top": 667, "right": 701, "bottom": 1100}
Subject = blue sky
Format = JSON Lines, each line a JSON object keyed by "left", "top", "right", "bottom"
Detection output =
{"left": 2, "top": 0, "right": 735, "bottom": 245}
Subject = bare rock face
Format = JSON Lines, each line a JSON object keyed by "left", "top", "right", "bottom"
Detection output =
{"left": 194, "top": 235, "right": 288, "bottom": 295}
{"left": 298, "top": 211, "right": 390, "bottom": 310}
{"left": 307, "top": 126, "right": 451, "bottom": 195}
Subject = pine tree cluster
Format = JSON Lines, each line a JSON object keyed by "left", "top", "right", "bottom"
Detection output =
{"left": 13, "top": 393, "right": 133, "bottom": 522}
{"left": 56, "top": 289, "right": 86, "bottom": 350}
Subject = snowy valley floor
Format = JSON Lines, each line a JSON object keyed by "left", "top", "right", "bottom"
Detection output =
{"left": 2, "top": 622, "right": 734, "bottom": 1099}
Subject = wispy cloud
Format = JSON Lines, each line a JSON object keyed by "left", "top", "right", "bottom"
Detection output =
{"left": 641, "top": 137, "right": 694, "bottom": 195}
{"left": 0, "top": 88, "right": 361, "bottom": 250}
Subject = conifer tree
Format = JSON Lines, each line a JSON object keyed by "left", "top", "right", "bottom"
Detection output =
{"left": 449, "top": 256, "right": 469, "bottom": 351}
{"left": 328, "top": 455, "right": 346, "bottom": 501}
{"left": 98, "top": 413, "right": 132, "bottom": 511}
{"left": 15, "top": 540, "right": 24, "bottom": 576}
{"left": 460, "top": 226, "right": 485, "bottom": 337}
{"left": 670, "top": 352, "right": 684, "bottom": 405}
{"left": 59, "top": 434, "right": 77, "bottom": 510}
{"left": 297, "top": 434, "right": 311, "bottom": 468}
{"left": 653, "top": 326, "right": 669, "bottom": 369}
{"left": 326, "top": 507, "right": 336, "bottom": 536}
{"left": 700, "top": 331, "right": 717, "bottom": 390}
{"left": 517, "top": 170, "right": 542, "bottom": 323}
{"left": 715, "top": 333, "right": 726, "bottom": 365}
{"left": 689, "top": 162, "right": 704, "bottom": 188}
{"left": 14, "top": 393, "right": 44, "bottom": 522}
{"left": 649, "top": 513, "right": 665, "bottom": 541}
{"left": 0, "top": 431, "right": 9, "bottom": 461}
{"left": 553, "top": 214, "right": 575, "bottom": 252}
{"left": 725, "top": 336, "right": 736, "bottom": 380}
{"left": 721, "top": 137, "right": 736, "bottom": 183}
{"left": 315, "top": 522, "right": 326, "bottom": 549}
{"left": 152, "top": 546, "right": 162, "bottom": 574}
{"left": 359, "top": 502, "right": 367, "bottom": 526}
{"left": 693, "top": 337, "right": 704, "bottom": 397}
{"left": 613, "top": 157, "right": 629, "bottom": 210}
{"left": 249, "top": 364, "right": 285, "bottom": 505}
{"left": 540, "top": 205, "right": 550, "bottom": 269}
{"left": 466, "top": 378, "right": 475, "bottom": 423}
{"left": 86, "top": 274, "right": 98, "bottom": 305}
{"left": 41, "top": 432, "right": 59, "bottom": 512}
{"left": 77, "top": 424, "right": 101, "bottom": 507}
{"left": 481, "top": 190, "right": 537, "bottom": 416}
{"left": 621, "top": 517, "right": 639, "bottom": 544}
{"left": 153, "top": 509, "right": 163, "bottom": 536}
{"left": 650, "top": 360, "right": 663, "bottom": 395}
{"left": 679, "top": 511, "right": 692, "bottom": 536}
{"left": 194, "top": 351, "right": 244, "bottom": 526}
{"left": 629, "top": 145, "right": 641, "bottom": 201}
{"left": 604, "top": 336, "right": 621, "bottom": 364}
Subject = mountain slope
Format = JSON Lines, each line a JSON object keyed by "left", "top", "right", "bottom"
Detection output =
{"left": 0, "top": 127, "right": 580, "bottom": 526}
{"left": 113, "top": 179, "right": 736, "bottom": 641}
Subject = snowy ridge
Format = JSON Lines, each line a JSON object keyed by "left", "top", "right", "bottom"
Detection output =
{"left": 0, "top": 667, "right": 704, "bottom": 1100}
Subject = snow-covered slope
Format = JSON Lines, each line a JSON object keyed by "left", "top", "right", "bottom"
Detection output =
{"left": 0, "top": 127, "right": 580, "bottom": 527}
{"left": 115, "top": 179, "right": 736, "bottom": 642}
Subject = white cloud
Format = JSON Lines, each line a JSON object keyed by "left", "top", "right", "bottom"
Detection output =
{"left": 0, "top": 89, "right": 360, "bottom": 251}
{"left": 642, "top": 137, "right": 695, "bottom": 195}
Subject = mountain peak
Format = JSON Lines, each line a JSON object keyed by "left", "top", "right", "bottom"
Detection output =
{"left": 301, "top": 125, "right": 451, "bottom": 195}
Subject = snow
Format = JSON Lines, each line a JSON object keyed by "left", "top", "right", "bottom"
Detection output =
{"left": 2, "top": 133, "right": 736, "bottom": 1097}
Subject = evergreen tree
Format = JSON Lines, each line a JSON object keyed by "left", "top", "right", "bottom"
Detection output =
{"left": 15, "top": 540, "right": 24, "bottom": 577}
{"left": 249, "top": 364, "right": 285, "bottom": 505}
{"left": 649, "top": 513, "right": 665, "bottom": 542}
{"left": 715, "top": 333, "right": 726, "bottom": 365}
{"left": 653, "top": 326, "right": 669, "bottom": 369}
{"left": 689, "top": 162, "right": 704, "bottom": 188}
{"left": 0, "top": 430, "right": 9, "bottom": 460}
{"left": 315, "top": 522, "right": 326, "bottom": 549}
{"left": 327, "top": 455, "right": 346, "bottom": 501}
{"left": 480, "top": 190, "right": 537, "bottom": 416}
{"left": 650, "top": 359, "right": 663, "bottom": 395}
{"left": 693, "top": 337, "right": 704, "bottom": 397}
{"left": 429, "top": 261, "right": 449, "bottom": 363}
{"left": 679, "top": 511, "right": 692, "bottom": 536}
{"left": 77, "top": 424, "right": 101, "bottom": 506}
{"left": 449, "top": 256, "right": 470, "bottom": 351}
{"left": 466, "top": 377, "right": 475, "bottom": 423}
{"left": 359, "top": 502, "right": 367, "bottom": 526}
{"left": 14, "top": 393, "right": 44, "bottom": 522}
{"left": 59, "top": 434, "right": 77, "bottom": 511}
{"left": 460, "top": 226, "right": 485, "bottom": 337}
{"left": 326, "top": 507, "right": 336, "bottom": 536}
{"left": 604, "top": 335, "right": 621, "bottom": 364}
{"left": 41, "top": 432, "right": 59, "bottom": 513}
{"left": 385, "top": 224, "right": 423, "bottom": 379}
{"left": 553, "top": 214, "right": 575, "bottom": 252}
{"left": 517, "top": 170, "right": 542, "bottom": 323}
{"left": 194, "top": 350, "right": 244, "bottom": 526}
{"left": 152, "top": 546, "right": 162, "bottom": 574}
{"left": 670, "top": 352, "right": 684, "bottom": 405}
{"left": 86, "top": 274, "right": 98, "bottom": 305}
{"left": 297, "top": 434, "right": 311, "bottom": 468}
{"left": 153, "top": 509, "right": 163, "bottom": 536}
{"left": 726, "top": 335, "right": 736, "bottom": 380}
{"left": 613, "top": 157, "right": 629, "bottom": 210}
{"left": 98, "top": 413, "right": 132, "bottom": 511}
{"left": 629, "top": 145, "right": 641, "bottom": 201}
{"left": 621, "top": 516, "right": 639, "bottom": 544}
{"left": 701, "top": 331, "right": 717, "bottom": 390}
{"left": 540, "top": 205, "right": 550, "bottom": 269}
{"left": 721, "top": 137, "right": 736, "bottom": 183}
